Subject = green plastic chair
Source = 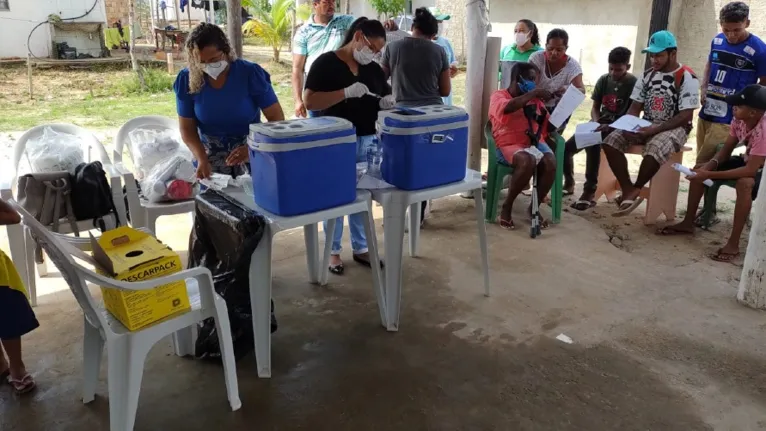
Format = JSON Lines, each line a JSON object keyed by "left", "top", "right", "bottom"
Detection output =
{"left": 484, "top": 122, "right": 565, "bottom": 224}
{"left": 697, "top": 143, "right": 735, "bottom": 229}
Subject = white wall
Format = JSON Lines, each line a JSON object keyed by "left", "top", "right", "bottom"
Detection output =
{"left": 0, "top": 0, "right": 107, "bottom": 58}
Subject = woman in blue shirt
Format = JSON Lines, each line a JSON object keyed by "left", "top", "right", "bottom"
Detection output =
{"left": 174, "top": 23, "right": 285, "bottom": 178}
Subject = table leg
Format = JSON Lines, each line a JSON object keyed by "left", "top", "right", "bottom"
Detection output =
{"left": 362, "top": 202, "right": 386, "bottom": 328}
{"left": 384, "top": 201, "right": 407, "bottom": 331}
{"left": 304, "top": 224, "right": 319, "bottom": 284}
{"left": 473, "top": 188, "right": 491, "bottom": 297}
{"left": 319, "top": 218, "right": 336, "bottom": 286}
{"left": 250, "top": 229, "right": 273, "bottom": 378}
{"left": 408, "top": 202, "right": 421, "bottom": 257}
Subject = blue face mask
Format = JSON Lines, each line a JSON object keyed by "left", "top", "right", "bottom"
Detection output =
{"left": 518, "top": 77, "right": 536, "bottom": 93}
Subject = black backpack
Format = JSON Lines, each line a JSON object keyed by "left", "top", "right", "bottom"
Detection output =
{"left": 71, "top": 161, "right": 120, "bottom": 231}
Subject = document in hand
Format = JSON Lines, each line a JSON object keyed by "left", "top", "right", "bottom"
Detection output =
{"left": 574, "top": 122, "right": 602, "bottom": 149}
{"left": 549, "top": 85, "right": 586, "bottom": 128}
{"left": 609, "top": 115, "right": 652, "bottom": 132}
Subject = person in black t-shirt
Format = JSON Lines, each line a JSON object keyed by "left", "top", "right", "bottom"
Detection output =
{"left": 304, "top": 17, "right": 393, "bottom": 275}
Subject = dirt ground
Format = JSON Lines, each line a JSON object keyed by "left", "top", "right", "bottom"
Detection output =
{"left": 0, "top": 191, "right": 762, "bottom": 430}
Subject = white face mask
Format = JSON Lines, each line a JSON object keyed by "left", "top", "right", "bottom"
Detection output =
{"left": 353, "top": 44, "right": 375, "bottom": 65}
{"left": 203, "top": 60, "right": 228, "bottom": 79}
{"left": 515, "top": 31, "right": 530, "bottom": 46}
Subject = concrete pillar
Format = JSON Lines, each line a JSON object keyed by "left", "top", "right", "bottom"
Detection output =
{"left": 464, "top": 0, "right": 490, "bottom": 174}
{"left": 738, "top": 171, "right": 766, "bottom": 309}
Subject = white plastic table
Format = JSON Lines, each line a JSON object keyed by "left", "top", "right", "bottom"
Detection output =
{"left": 224, "top": 187, "right": 384, "bottom": 378}
{"left": 369, "top": 170, "right": 490, "bottom": 331}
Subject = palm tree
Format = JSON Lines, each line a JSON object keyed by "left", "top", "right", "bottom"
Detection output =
{"left": 242, "top": 0, "right": 293, "bottom": 62}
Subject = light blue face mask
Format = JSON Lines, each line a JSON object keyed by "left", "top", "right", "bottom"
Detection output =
{"left": 518, "top": 77, "right": 536, "bottom": 93}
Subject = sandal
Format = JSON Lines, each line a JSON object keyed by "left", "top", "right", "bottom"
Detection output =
{"left": 709, "top": 248, "right": 740, "bottom": 263}
{"left": 612, "top": 197, "right": 644, "bottom": 217}
{"left": 570, "top": 199, "right": 596, "bottom": 211}
{"left": 329, "top": 263, "right": 344, "bottom": 275}
{"left": 352, "top": 254, "right": 385, "bottom": 268}
{"left": 497, "top": 217, "right": 515, "bottom": 230}
{"left": 8, "top": 374, "right": 36, "bottom": 395}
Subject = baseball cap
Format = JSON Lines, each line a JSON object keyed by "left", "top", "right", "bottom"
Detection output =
{"left": 428, "top": 7, "right": 450, "bottom": 21}
{"left": 725, "top": 84, "right": 766, "bottom": 111}
{"left": 642, "top": 30, "right": 678, "bottom": 54}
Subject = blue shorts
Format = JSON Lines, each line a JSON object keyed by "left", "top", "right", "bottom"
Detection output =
{"left": 496, "top": 143, "right": 553, "bottom": 166}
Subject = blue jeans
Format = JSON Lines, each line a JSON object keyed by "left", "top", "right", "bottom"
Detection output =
{"left": 323, "top": 135, "right": 377, "bottom": 255}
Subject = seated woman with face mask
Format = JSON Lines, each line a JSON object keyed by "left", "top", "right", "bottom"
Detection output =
{"left": 303, "top": 17, "right": 393, "bottom": 275}
{"left": 488, "top": 62, "right": 558, "bottom": 231}
{"left": 174, "top": 23, "right": 285, "bottom": 179}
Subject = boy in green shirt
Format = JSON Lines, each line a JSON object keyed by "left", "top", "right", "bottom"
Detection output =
{"left": 566, "top": 47, "right": 638, "bottom": 210}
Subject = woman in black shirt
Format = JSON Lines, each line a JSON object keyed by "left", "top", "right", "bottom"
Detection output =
{"left": 304, "top": 17, "right": 392, "bottom": 274}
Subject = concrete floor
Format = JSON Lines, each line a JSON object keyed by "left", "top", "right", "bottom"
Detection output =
{"left": 1, "top": 196, "right": 764, "bottom": 431}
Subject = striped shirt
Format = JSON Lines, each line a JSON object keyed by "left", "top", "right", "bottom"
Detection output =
{"left": 293, "top": 14, "right": 355, "bottom": 74}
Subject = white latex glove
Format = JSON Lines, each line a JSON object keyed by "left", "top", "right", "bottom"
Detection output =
{"left": 344, "top": 82, "right": 369, "bottom": 99}
{"left": 379, "top": 95, "right": 396, "bottom": 110}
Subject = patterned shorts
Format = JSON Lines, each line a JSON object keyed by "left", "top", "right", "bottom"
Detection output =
{"left": 603, "top": 127, "right": 688, "bottom": 165}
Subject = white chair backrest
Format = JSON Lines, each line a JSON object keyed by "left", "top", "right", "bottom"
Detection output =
{"left": 114, "top": 116, "right": 178, "bottom": 164}
{"left": 10, "top": 199, "right": 110, "bottom": 331}
{"left": 13, "top": 123, "right": 110, "bottom": 179}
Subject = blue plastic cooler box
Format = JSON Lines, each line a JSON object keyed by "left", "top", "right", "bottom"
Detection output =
{"left": 377, "top": 105, "right": 469, "bottom": 190}
{"left": 248, "top": 117, "right": 357, "bottom": 216}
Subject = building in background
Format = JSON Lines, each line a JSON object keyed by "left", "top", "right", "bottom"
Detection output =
{"left": 0, "top": 0, "right": 108, "bottom": 59}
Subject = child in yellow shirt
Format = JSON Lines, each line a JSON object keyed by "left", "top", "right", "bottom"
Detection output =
{"left": 0, "top": 199, "right": 38, "bottom": 394}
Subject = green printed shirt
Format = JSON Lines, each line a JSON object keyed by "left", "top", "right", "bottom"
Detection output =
{"left": 293, "top": 14, "right": 355, "bottom": 74}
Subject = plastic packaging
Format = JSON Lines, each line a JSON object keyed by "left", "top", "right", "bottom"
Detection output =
{"left": 673, "top": 163, "right": 714, "bottom": 186}
{"left": 141, "top": 155, "right": 199, "bottom": 203}
{"left": 128, "top": 128, "right": 189, "bottom": 179}
{"left": 25, "top": 127, "right": 85, "bottom": 174}
{"left": 188, "top": 189, "right": 276, "bottom": 361}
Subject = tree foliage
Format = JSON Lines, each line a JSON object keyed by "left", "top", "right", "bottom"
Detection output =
{"left": 242, "top": 0, "right": 293, "bottom": 61}
{"left": 369, "top": 0, "right": 405, "bottom": 19}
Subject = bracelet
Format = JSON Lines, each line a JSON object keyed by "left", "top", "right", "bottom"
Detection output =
{"left": 711, "top": 159, "right": 720, "bottom": 166}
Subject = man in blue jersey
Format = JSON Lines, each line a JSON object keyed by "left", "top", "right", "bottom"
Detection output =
{"left": 697, "top": 1, "right": 766, "bottom": 164}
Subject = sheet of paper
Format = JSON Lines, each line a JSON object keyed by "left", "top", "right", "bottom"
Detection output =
{"left": 609, "top": 115, "right": 652, "bottom": 132}
{"left": 574, "top": 122, "right": 602, "bottom": 149}
{"left": 549, "top": 85, "right": 586, "bottom": 128}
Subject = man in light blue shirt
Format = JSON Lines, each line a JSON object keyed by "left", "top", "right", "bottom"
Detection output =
{"left": 430, "top": 8, "right": 458, "bottom": 105}
{"left": 291, "top": 0, "right": 354, "bottom": 117}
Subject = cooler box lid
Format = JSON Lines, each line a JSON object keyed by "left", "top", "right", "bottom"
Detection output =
{"left": 248, "top": 116, "right": 356, "bottom": 153}
{"left": 377, "top": 105, "right": 469, "bottom": 129}
{"left": 249, "top": 117, "right": 354, "bottom": 139}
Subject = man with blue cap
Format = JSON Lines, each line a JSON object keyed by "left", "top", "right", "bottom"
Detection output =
{"left": 601, "top": 30, "right": 700, "bottom": 217}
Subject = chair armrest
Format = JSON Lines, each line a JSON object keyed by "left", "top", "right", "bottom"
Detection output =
{"left": 0, "top": 169, "right": 15, "bottom": 200}
{"left": 81, "top": 265, "right": 214, "bottom": 292}
{"left": 102, "top": 163, "right": 123, "bottom": 182}
{"left": 112, "top": 148, "right": 124, "bottom": 164}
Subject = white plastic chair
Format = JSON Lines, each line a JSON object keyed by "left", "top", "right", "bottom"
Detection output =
{"left": 113, "top": 116, "right": 196, "bottom": 234}
{"left": 0, "top": 123, "right": 128, "bottom": 306}
{"left": 10, "top": 200, "right": 241, "bottom": 431}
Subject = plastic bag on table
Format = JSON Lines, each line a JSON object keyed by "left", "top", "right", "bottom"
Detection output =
{"left": 188, "top": 189, "right": 276, "bottom": 361}
{"left": 140, "top": 154, "right": 199, "bottom": 203}
{"left": 25, "top": 127, "right": 85, "bottom": 174}
{"left": 127, "top": 128, "right": 190, "bottom": 179}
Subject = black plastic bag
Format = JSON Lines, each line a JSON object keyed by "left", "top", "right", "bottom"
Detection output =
{"left": 188, "top": 189, "right": 277, "bottom": 361}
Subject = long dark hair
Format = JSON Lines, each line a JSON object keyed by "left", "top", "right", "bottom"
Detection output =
{"left": 412, "top": 7, "right": 439, "bottom": 37}
{"left": 342, "top": 17, "right": 386, "bottom": 46}
{"left": 546, "top": 28, "right": 569, "bottom": 46}
{"left": 518, "top": 19, "right": 540, "bottom": 46}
